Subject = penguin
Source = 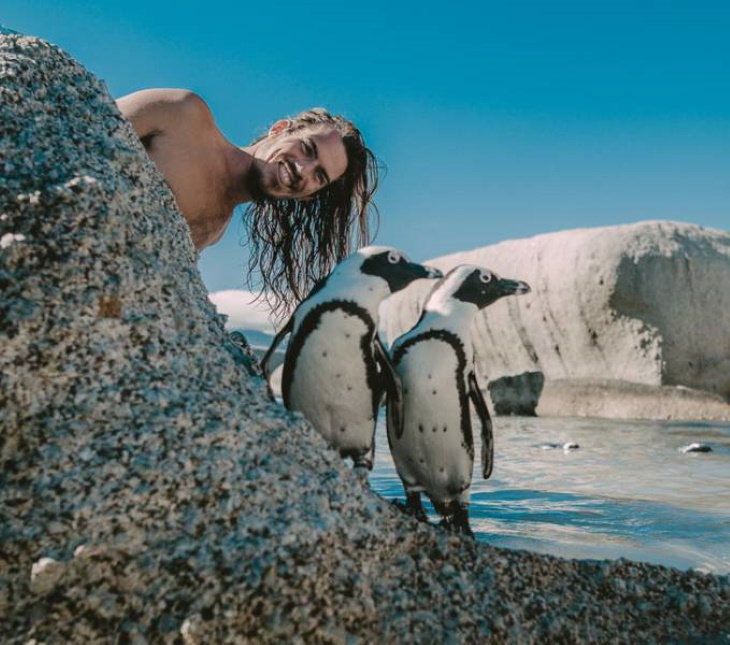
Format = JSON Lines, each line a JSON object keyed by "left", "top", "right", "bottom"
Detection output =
{"left": 386, "top": 264, "right": 530, "bottom": 535}
{"left": 261, "top": 246, "right": 441, "bottom": 471}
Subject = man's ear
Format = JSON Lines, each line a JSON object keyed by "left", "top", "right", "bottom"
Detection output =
{"left": 269, "top": 119, "right": 292, "bottom": 136}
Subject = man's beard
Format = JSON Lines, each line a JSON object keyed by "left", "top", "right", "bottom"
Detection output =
{"left": 246, "top": 161, "right": 270, "bottom": 202}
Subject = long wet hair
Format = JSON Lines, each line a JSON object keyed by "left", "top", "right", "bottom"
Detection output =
{"left": 243, "top": 108, "right": 380, "bottom": 319}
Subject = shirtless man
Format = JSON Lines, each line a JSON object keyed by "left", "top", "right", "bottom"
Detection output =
{"left": 116, "top": 89, "right": 379, "bottom": 313}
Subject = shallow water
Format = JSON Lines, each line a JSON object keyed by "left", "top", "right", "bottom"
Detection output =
{"left": 369, "top": 415, "right": 730, "bottom": 575}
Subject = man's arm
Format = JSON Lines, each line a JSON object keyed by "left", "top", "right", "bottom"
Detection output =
{"left": 116, "top": 89, "right": 213, "bottom": 141}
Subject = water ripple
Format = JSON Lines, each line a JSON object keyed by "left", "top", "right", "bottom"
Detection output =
{"left": 370, "top": 415, "right": 730, "bottom": 574}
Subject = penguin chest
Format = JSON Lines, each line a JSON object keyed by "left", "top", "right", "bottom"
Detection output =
{"left": 392, "top": 340, "right": 473, "bottom": 501}
{"left": 286, "top": 309, "right": 377, "bottom": 450}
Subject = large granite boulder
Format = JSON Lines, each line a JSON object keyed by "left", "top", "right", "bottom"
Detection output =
{"left": 2, "top": 33, "right": 729, "bottom": 642}
{"left": 381, "top": 221, "right": 730, "bottom": 419}
{"left": 537, "top": 378, "right": 730, "bottom": 420}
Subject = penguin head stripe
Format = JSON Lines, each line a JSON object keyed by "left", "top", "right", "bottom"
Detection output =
{"left": 427, "top": 264, "right": 531, "bottom": 310}
{"left": 358, "top": 246, "right": 442, "bottom": 293}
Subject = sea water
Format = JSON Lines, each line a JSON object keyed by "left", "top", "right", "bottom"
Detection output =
{"left": 369, "top": 415, "right": 730, "bottom": 575}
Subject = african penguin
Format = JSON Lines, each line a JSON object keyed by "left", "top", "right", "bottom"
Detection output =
{"left": 261, "top": 246, "right": 441, "bottom": 471}
{"left": 387, "top": 264, "right": 530, "bottom": 535}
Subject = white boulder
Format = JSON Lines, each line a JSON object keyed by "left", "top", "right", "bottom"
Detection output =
{"left": 381, "top": 221, "right": 730, "bottom": 417}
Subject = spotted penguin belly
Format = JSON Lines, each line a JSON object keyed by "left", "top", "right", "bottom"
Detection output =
{"left": 287, "top": 309, "right": 376, "bottom": 453}
{"left": 391, "top": 340, "right": 474, "bottom": 503}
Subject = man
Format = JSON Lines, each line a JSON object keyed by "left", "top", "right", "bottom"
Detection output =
{"left": 116, "top": 89, "right": 379, "bottom": 315}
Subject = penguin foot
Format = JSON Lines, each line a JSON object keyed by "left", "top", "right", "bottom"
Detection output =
{"left": 457, "top": 522, "right": 475, "bottom": 540}
{"left": 440, "top": 504, "right": 474, "bottom": 539}
{"left": 396, "top": 491, "right": 427, "bottom": 522}
{"left": 439, "top": 518, "right": 475, "bottom": 539}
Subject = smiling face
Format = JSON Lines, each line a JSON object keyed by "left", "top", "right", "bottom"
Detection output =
{"left": 249, "top": 124, "right": 348, "bottom": 201}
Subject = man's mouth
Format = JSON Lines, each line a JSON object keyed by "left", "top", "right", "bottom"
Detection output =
{"left": 278, "top": 160, "right": 297, "bottom": 189}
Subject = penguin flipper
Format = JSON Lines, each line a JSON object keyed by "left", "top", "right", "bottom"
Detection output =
{"left": 374, "top": 335, "right": 404, "bottom": 439}
{"left": 468, "top": 370, "right": 494, "bottom": 479}
{"left": 260, "top": 316, "right": 294, "bottom": 381}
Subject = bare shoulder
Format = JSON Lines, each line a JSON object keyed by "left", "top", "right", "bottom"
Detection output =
{"left": 116, "top": 89, "right": 215, "bottom": 137}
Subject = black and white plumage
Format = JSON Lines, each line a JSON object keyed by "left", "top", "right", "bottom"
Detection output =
{"left": 262, "top": 246, "right": 441, "bottom": 470}
{"left": 387, "top": 264, "right": 530, "bottom": 535}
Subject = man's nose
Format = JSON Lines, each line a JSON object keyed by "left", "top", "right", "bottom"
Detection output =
{"left": 294, "top": 158, "right": 316, "bottom": 181}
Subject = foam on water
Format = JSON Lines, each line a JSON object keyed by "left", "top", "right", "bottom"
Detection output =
{"left": 370, "top": 415, "right": 730, "bottom": 574}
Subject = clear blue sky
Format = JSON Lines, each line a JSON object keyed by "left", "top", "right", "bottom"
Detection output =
{"left": 5, "top": 1, "right": 729, "bottom": 293}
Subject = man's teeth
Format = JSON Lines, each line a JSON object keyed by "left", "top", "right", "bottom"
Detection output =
{"left": 282, "top": 162, "right": 292, "bottom": 187}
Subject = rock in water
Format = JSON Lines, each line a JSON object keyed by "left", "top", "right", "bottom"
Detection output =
{"left": 382, "top": 221, "right": 730, "bottom": 419}
{"left": 2, "top": 32, "right": 730, "bottom": 643}
{"left": 487, "top": 371, "right": 545, "bottom": 416}
{"left": 535, "top": 442, "right": 580, "bottom": 451}
{"left": 536, "top": 378, "right": 730, "bottom": 421}
{"left": 680, "top": 443, "right": 713, "bottom": 454}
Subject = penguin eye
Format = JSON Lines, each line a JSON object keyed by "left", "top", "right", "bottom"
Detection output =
{"left": 479, "top": 271, "right": 493, "bottom": 284}
{"left": 387, "top": 251, "right": 401, "bottom": 264}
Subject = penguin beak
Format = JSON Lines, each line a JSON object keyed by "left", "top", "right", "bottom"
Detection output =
{"left": 496, "top": 278, "right": 531, "bottom": 296}
{"left": 423, "top": 265, "right": 443, "bottom": 280}
{"left": 387, "top": 261, "right": 442, "bottom": 293}
{"left": 404, "top": 262, "right": 442, "bottom": 281}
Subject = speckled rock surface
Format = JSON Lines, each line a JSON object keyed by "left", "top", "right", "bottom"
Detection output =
{"left": 2, "top": 34, "right": 730, "bottom": 643}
